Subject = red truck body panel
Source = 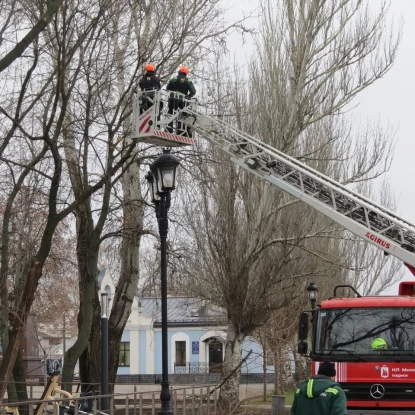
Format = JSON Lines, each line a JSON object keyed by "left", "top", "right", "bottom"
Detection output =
{"left": 312, "top": 361, "right": 415, "bottom": 383}
{"left": 320, "top": 296, "right": 415, "bottom": 309}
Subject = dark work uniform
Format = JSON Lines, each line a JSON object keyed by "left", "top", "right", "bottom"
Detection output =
{"left": 139, "top": 71, "right": 162, "bottom": 114}
{"left": 291, "top": 375, "right": 347, "bottom": 415}
{"left": 166, "top": 74, "right": 196, "bottom": 136}
{"left": 166, "top": 74, "right": 196, "bottom": 96}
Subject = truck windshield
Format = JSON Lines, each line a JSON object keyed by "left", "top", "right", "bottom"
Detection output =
{"left": 315, "top": 307, "right": 415, "bottom": 360}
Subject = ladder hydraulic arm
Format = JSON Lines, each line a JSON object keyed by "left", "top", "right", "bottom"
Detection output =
{"left": 132, "top": 91, "right": 415, "bottom": 271}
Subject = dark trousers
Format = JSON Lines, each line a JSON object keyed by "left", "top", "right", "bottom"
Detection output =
{"left": 167, "top": 98, "right": 192, "bottom": 137}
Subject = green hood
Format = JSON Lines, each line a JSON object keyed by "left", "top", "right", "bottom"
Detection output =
{"left": 298, "top": 376, "right": 340, "bottom": 399}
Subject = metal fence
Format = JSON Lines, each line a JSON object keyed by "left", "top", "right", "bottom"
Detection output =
{"left": 0, "top": 385, "right": 219, "bottom": 415}
{"left": 173, "top": 363, "right": 223, "bottom": 374}
{"left": 174, "top": 363, "right": 210, "bottom": 374}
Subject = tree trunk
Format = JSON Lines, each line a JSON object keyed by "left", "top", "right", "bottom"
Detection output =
{"left": 62, "top": 276, "right": 98, "bottom": 391}
{"left": 13, "top": 350, "right": 29, "bottom": 415}
{"left": 77, "top": 228, "right": 101, "bottom": 388}
{"left": 61, "top": 121, "right": 108, "bottom": 389}
{"left": 262, "top": 339, "right": 267, "bottom": 402}
{"left": 292, "top": 344, "right": 308, "bottom": 384}
{"left": 62, "top": 212, "right": 99, "bottom": 390}
{"left": 0, "top": 137, "right": 62, "bottom": 400}
{"left": 79, "top": 292, "right": 101, "bottom": 391}
{"left": 3, "top": 330, "right": 15, "bottom": 402}
{"left": 0, "top": 260, "right": 44, "bottom": 399}
{"left": 279, "top": 347, "right": 285, "bottom": 395}
{"left": 273, "top": 350, "right": 280, "bottom": 395}
{"left": 218, "top": 320, "right": 245, "bottom": 412}
{"left": 108, "top": 155, "right": 143, "bottom": 387}
{"left": 0, "top": 148, "right": 49, "bottom": 399}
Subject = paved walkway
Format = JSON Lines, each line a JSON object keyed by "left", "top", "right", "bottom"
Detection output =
{"left": 238, "top": 383, "right": 270, "bottom": 400}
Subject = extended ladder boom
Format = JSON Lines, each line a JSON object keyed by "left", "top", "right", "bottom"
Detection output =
{"left": 132, "top": 91, "right": 415, "bottom": 269}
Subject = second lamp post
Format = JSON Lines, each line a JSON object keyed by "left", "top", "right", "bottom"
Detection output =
{"left": 145, "top": 148, "right": 180, "bottom": 415}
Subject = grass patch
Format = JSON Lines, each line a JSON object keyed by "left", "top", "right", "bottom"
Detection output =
{"left": 244, "top": 391, "right": 294, "bottom": 406}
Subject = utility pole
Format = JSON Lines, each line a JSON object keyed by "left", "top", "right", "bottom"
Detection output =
{"left": 63, "top": 314, "right": 66, "bottom": 366}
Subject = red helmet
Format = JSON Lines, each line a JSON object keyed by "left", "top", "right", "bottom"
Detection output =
{"left": 145, "top": 64, "right": 155, "bottom": 72}
{"left": 179, "top": 66, "right": 189, "bottom": 74}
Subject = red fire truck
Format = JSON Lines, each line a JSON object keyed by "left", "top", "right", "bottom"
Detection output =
{"left": 298, "top": 281, "right": 415, "bottom": 414}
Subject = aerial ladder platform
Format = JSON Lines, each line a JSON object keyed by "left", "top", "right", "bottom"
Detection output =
{"left": 132, "top": 90, "right": 415, "bottom": 271}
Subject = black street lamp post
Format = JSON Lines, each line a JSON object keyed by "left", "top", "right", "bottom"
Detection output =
{"left": 146, "top": 148, "right": 180, "bottom": 415}
{"left": 101, "top": 293, "right": 109, "bottom": 411}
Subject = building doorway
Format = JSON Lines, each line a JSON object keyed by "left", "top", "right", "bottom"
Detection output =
{"left": 208, "top": 338, "right": 223, "bottom": 373}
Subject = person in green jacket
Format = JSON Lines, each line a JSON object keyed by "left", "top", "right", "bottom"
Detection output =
{"left": 290, "top": 361, "right": 347, "bottom": 415}
{"left": 166, "top": 66, "right": 196, "bottom": 136}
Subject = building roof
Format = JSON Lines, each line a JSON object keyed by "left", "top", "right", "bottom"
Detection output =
{"left": 140, "top": 297, "right": 225, "bottom": 327}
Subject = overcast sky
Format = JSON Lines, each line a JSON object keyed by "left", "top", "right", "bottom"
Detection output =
{"left": 358, "top": 1, "right": 415, "bottom": 291}
{"left": 225, "top": 0, "right": 415, "bottom": 293}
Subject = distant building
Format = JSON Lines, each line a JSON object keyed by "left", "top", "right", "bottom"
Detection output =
{"left": 98, "top": 268, "right": 274, "bottom": 381}
{"left": 31, "top": 267, "right": 274, "bottom": 382}
{"left": 3, "top": 267, "right": 272, "bottom": 383}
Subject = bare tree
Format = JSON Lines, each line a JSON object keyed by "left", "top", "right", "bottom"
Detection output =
{"left": 0, "top": 0, "right": 137, "bottom": 397}
{"left": 175, "top": 0, "right": 400, "bottom": 409}
{"left": 37, "top": 0, "right": 251, "bottom": 388}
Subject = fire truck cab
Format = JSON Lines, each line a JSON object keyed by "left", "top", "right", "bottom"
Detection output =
{"left": 299, "top": 282, "right": 415, "bottom": 414}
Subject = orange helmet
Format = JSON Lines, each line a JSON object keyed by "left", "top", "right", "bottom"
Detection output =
{"left": 145, "top": 64, "right": 155, "bottom": 72}
{"left": 179, "top": 66, "right": 189, "bottom": 74}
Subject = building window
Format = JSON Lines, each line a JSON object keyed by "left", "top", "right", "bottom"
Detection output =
{"left": 175, "top": 341, "right": 186, "bottom": 366}
{"left": 119, "top": 342, "right": 130, "bottom": 367}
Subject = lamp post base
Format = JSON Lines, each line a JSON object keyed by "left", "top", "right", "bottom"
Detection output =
{"left": 158, "top": 381, "right": 174, "bottom": 415}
